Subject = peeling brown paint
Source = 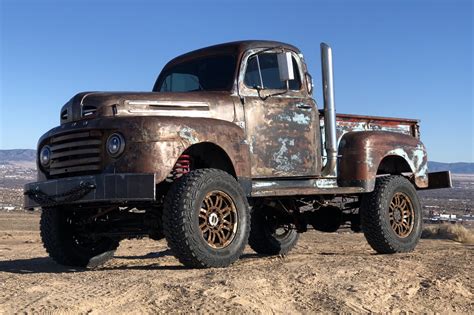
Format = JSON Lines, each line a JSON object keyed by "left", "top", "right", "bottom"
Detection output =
{"left": 33, "top": 40, "right": 437, "bottom": 202}
{"left": 242, "top": 97, "right": 319, "bottom": 178}
{"left": 338, "top": 131, "right": 428, "bottom": 190}
{"left": 38, "top": 116, "right": 251, "bottom": 183}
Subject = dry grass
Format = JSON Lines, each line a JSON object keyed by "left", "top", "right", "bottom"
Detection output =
{"left": 422, "top": 224, "right": 474, "bottom": 244}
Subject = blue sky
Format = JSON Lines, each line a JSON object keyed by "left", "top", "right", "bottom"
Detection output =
{"left": 1, "top": 0, "right": 472, "bottom": 162}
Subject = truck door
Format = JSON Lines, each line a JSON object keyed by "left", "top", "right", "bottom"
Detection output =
{"left": 239, "top": 50, "right": 319, "bottom": 178}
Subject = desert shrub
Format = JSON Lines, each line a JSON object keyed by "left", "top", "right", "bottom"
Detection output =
{"left": 422, "top": 224, "right": 474, "bottom": 244}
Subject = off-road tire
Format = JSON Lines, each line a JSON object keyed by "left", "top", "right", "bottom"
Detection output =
{"left": 249, "top": 208, "right": 299, "bottom": 255}
{"left": 163, "top": 169, "right": 250, "bottom": 268}
{"left": 360, "top": 175, "right": 422, "bottom": 254}
{"left": 40, "top": 208, "right": 120, "bottom": 267}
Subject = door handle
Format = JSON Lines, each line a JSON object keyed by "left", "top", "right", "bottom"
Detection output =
{"left": 296, "top": 103, "right": 313, "bottom": 109}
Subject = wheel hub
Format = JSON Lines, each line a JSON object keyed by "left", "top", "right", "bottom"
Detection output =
{"left": 393, "top": 209, "right": 402, "bottom": 222}
{"left": 208, "top": 213, "right": 219, "bottom": 227}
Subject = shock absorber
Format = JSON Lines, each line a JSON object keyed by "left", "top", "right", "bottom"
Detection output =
{"left": 166, "top": 154, "right": 192, "bottom": 182}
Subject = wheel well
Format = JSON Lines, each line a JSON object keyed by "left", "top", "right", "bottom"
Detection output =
{"left": 377, "top": 155, "right": 413, "bottom": 175}
{"left": 184, "top": 142, "right": 237, "bottom": 178}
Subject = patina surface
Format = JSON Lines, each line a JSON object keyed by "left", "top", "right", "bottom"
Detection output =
{"left": 338, "top": 131, "right": 428, "bottom": 190}
{"left": 34, "top": 40, "right": 434, "bottom": 199}
{"left": 38, "top": 115, "right": 251, "bottom": 184}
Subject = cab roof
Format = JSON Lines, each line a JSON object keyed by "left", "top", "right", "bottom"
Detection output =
{"left": 163, "top": 40, "right": 301, "bottom": 70}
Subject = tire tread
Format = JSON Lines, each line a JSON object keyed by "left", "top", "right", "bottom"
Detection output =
{"left": 360, "top": 175, "right": 421, "bottom": 254}
{"left": 163, "top": 169, "right": 250, "bottom": 268}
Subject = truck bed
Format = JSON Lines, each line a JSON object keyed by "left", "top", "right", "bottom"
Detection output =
{"left": 319, "top": 111, "right": 420, "bottom": 142}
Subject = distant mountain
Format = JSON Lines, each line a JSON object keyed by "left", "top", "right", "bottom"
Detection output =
{"left": 428, "top": 162, "right": 474, "bottom": 174}
{"left": 0, "top": 149, "right": 472, "bottom": 174}
{"left": 0, "top": 149, "right": 36, "bottom": 162}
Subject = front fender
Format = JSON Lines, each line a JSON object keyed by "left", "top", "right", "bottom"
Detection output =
{"left": 37, "top": 116, "right": 251, "bottom": 184}
{"left": 337, "top": 131, "right": 428, "bottom": 191}
{"left": 114, "top": 116, "right": 251, "bottom": 183}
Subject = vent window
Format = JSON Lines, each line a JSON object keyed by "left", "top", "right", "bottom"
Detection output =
{"left": 82, "top": 105, "right": 97, "bottom": 118}
{"left": 60, "top": 109, "right": 68, "bottom": 121}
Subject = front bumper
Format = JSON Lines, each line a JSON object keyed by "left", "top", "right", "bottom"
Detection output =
{"left": 24, "top": 173, "right": 156, "bottom": 209}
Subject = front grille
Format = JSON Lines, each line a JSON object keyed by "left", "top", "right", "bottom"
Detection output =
{"left": 48, "top": 130, "right": 103, "bottom": 177}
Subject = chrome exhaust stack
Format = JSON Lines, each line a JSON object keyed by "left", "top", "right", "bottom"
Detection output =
{"left": 320, "top": 43, "right": 338, "bottom": 177}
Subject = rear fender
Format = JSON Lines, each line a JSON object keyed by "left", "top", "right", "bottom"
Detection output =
{"left": 337, "top": 131, "right": 428, "bottom": 191}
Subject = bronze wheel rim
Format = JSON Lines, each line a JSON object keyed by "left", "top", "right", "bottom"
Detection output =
{"left": 389, "top": 192, "right": 414, "bottom": 238}
{"left": 199, "top": 190, "right": 238, "bottom": 249}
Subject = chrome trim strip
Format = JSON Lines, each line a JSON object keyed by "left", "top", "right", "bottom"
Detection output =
{"left": 126, "top": 100, "right": 209, "bottom": 108}
{"left": 127, "top": 109, "right": 211, "bottom": 117}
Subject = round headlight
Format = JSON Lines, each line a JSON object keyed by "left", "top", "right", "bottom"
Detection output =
{"left": 40, "top": 146, "right": 51, "bottom": 166}
{"left": 106, "top": 133, "right": 125, "bottom": 157}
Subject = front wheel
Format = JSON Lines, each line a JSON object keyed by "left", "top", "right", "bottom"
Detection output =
{"left": 360, "top": 175, "right": 422, "bottom": 254}
{"left": 40, "top": 208, "right": 119, "bottom": 267}
{"left": 162, "top": 169, "right": 250, "bottom": 268}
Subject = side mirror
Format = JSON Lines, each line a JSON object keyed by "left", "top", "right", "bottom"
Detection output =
{"left": 277, "top": 52, "right": 294, "bottom": 82}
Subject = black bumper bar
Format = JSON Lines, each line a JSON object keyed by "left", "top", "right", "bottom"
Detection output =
{"left": 24, "top": 173, "right": 156, "bottom": 209}
{"left": 422, "top": 171, "right": 453, "bottom": 190}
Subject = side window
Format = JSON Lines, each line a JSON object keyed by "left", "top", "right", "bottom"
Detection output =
{"left": 244, "top": 53, "right": 301, "bottom": 90}
{"left": 160, "top": 73, "right": 200, "bottom": 92}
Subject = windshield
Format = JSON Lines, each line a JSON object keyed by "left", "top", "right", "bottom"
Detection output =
{"left": 154, "top": 54, "right": 237, "bottom": 92}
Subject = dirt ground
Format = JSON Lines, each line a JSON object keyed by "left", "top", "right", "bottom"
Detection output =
{"left": 0, "top": 211, "right": 472, "bottom": 314}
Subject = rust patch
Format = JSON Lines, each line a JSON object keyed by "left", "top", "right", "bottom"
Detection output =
{"left": 243, "top": 97, "right": 319, "bottom": 177}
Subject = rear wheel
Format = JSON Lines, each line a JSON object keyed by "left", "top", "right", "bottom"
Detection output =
{"left": 163, "top": 169, "right": 250, "bottom": 268}
{"left": 360, "top": 176, "right": 422, "bottom": 253}
{"left": 40, "top": 208, "right": 119, "bottom": 267}
{"left": 249, "top": 207, "right": 299, "bottom": 256}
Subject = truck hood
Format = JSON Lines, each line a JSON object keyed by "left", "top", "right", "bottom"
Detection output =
{"left": 60, "top": 91, "right": 235, "bottom": 124}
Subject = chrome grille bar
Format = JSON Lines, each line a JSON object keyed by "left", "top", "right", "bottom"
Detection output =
{"left": 47, "top": 130, "right": 103, "bottom": 177}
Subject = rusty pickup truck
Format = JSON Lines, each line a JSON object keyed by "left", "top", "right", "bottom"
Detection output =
{"left": 24, "top": 41, "right": 451, "bottom": 268}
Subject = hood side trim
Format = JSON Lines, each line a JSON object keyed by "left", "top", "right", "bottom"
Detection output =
{"left": 125, "top": 100, "right": 209, "bottom": 109}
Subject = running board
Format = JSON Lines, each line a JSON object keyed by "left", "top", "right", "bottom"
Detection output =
{"left": 251, "top": 178, "right": 366, "bottom": 197}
